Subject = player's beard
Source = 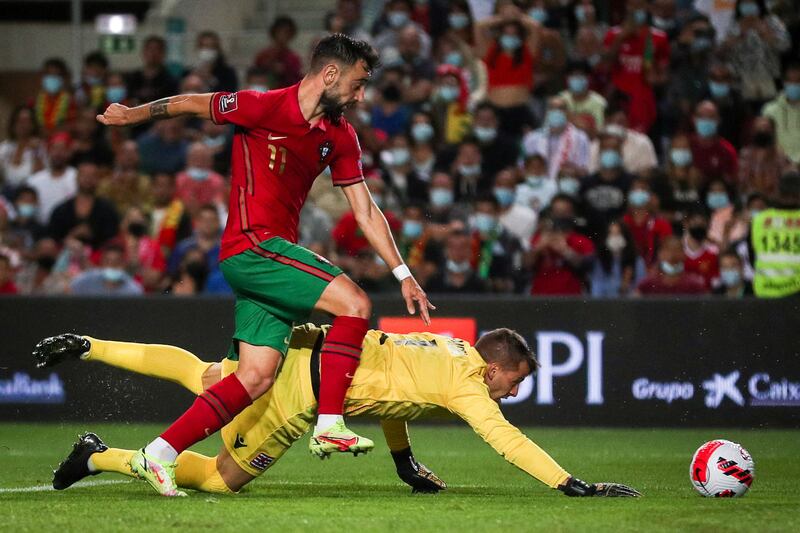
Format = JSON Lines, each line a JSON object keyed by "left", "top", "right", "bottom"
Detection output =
{"left": 320, "top": 87, "right": 348, "bottom": 124}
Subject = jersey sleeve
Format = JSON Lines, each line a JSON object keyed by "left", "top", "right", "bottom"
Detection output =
{"left": 446, "top": 376, "right": 571, "bottom": 489}
{"left": 329, "top": 122, "right": 364, "bottom": 187}
{"left": 210, "top": 90, "right": 276, "bottom": 129}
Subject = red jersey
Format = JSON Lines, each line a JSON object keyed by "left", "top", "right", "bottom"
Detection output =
{"left": 683, "top": 239, "right": 719, "bottom": 289}
{"left": 689, "top": 135, "right": 739, "bottom": 185}
{"left": 529, "top": 231, "right": 595, "bottom": 295}
{"left": 623, "top": 212, "right": 673, "bottom": 265}
{"left": 210, "top": 84, "right": 364, "bottom": 261}
{"left": 484, "top": 42, "right": 535, "bottom": 90}
{"left": 332, "top": 210, "right": 401, "bottom": 256}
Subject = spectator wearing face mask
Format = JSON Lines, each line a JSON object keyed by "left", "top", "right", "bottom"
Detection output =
{"left": 761, "top": 62, "right": 800, "bottom": 164}
{"left": 571, "top": 1, "right": 607, "bottom": 73}
{"left": 590, "top": 219, "right": 644, "bottom": 297}
{"left": 712, "top": 250, "right": 753, "bottom": 297}
{"left": 14, "top": 238, "right": 62, "bottom": 295}
{"left": 700, "top": 62, "right": 749, "bottom": 150}
{"left": 10, "top": 186, "right": 46, "bottom": 246}
{"left": 525, "top": 1, "right": 567, "bottom": 97}
{"left": 623, "top": 178, "right": 673, "bottom": 266}
{"left": 372, "top": 70, "right": 413, "bottom": 139}
{"left": 119, "top": 206, "right": 166, "bottom": 293}
{"left": 559, "top": 60, "right": 608, "bottom": 131}
{"left": 467, "top": 102, "right": 519, "bottom": 181}
{"left": 668, "top": 15, "right": 717, "bottom": 121}
{"left": 69, "top": 243, "right": 143, "bottom": 296}
{"left": 391, "top": 25, "right": 437, "bottom": 105}
{"left": 26, "top": 133, "right": 77, "bottom": 225}
{"left": 373, "top": 0, "right": 432, "bottom": 58}
{"left": 189, "top": 30, "right": 238, "bottom": 93}
{"left": 167, "top": 204, "right": 222, "bottom": 279}
{"left": 690, "top": 100, "right": 738, "bottom": 185}
{"left": 522, "top": 96, "right": 591, "bottom": 182}
{"left": 174, "top": 142, "right": 226, "bottom": 217}
{"left": 425, "top": 172, "right": 470, "bottom": 242}
{"left": 170, "top": 248, "right": 209, "bottom": 296}
{"left": 30, "top": 58, "right": 77, "bottom": 136}
{"left": 74, "top": 51, "right": 109, "bottom": 111}
{"left": 104, "top": 72, "right": 130, "bottom": 107}
{"left": 493, "top": 168, "right": 537, "bottom": 247}
{"left": 516, "top": 153, "right": 558, "bottom": 214}
{"left": 149, "top": 172, "right": 192, "bottom": 257}
{"left": 706, "top": 179, "right": 750, "bottom": 250}
{"left": 425, "top": 230, "right": 487, "bottom": 294}
{"left": 636, "top": 235, "right": 708, "bottom": 295}
{"left": 602, "top": 0, "right": 671, "bottom": 133}
{"left": 526, "top": 195, "right": 595, "bottom": 295}
{"left": 450, "top": 138, "right": 487, "bottom": 198}
{"left": 430, "top": 66, "right": 472, "bottom": 145}
{"left": 682, "top": 210, "right": 720, "bottom": 289}
{"left": 379, "top": 133, "right": 415, "bottom": 202}
{"left": 737, "top": 116, "right": 794, "bottom": 198}
{"left": 722, "top": 0, "right": 790, "bottom": 111}
{"left": 588, "top": 104, "right": 657, "bottom": 176}
{"left": 652, "top": 133, "right": 703, "bottom": 231}
{"left": 405, "top": 112, "right": 438, "bottom": 201}
{"left": 397, "top": 203, "right": 441, "bottom": 286}
{"left": 580, "top": 132, "right": 633, "bottom": 241}
{"left": 469, "top": 195, "right": 525, "bottom": 293}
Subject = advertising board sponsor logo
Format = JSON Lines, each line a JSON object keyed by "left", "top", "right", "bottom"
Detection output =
{"left": 631, "top": 379, "right": 694, "bottom": 403}
{"left": 0, "top": 372, "right": 65, "bottom": 404}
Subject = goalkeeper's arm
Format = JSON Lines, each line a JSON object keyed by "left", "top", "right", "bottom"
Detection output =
{"left": 97, "top": 93, "right": 213, "bottom": 127}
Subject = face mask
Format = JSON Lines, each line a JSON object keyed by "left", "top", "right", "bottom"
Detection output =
{"left": 720, "top": 268, "right": 742, "bottom": 287}
{"left": 688, "top": 225, "right": 708, "bottom": 241}
{"left": 628, "top": 189, "right": 650, "bottom": 207}
{"left": 706, "top": 191, "right": 729, "bottom": 210}
{"left": 528, "top": 7, "right": 547, "bottom": 23}
{"left": 599, "top": 149, "right": 622, "bottom": 170}
{"left": 411, "top": 122, "right": 434, "bottom": 143}
{"left": 784, "top": 83, "right": 800, "bottom": 101}
{"left": 203, "top": 134, "right": 227, "bottom": 149}
{"left": 493, "top": 187, "right": 515, "bottom": 207}
{"left": 248, "top": 84, "right": 269, "bottom": 93}
{"left": 739, "top": 2, "right": 759, "bottom": 16}
{"left": 605, "top": 124, "right": 626, "bottom": 138}
{"left": 752, "top": 131, "right": 774, "bottom": 147}
{"left": 387, "top": 11, "right": 409, "bottom": 28}
{"left": 106, "top": 86, "right": 127, "bottom": 103}
{"left": 568, "top": 75, "right": 588, "bottom": 94}
{"left": 357, "top": 109, "right": 371, "bottom": 125}
{"left": 187, "top": 167, "right": 210, "bottom": 181}
{"left": 587, "top": 53, "right": 602, "bottom": 67}
{"left": 708, "top": 81, "right": 730, "bottom": 99}
{"left": 545, "top": 109, "right": 567, "bottom": 129}
{"left": 474, "top": 213, "right": 497, "bottom": 235}
{"left": 695, "top": 118, "right": 718, "bottom": 138}
{"left": 444, "top": 51, "right": 463, "bottom": 67}
{"left": 446, "top": 259, "right": 471, "bottom": 274}
{"left": 574, "top": 6, "right": 586, "bottom": 23}
{"left": 558, "top": 177, "right": 580, "bottom": 196}
{"left": 632, "top": 9, "right": 648, "bottom": 25}
{"left": 42, "top": 74, "right": 63, "bottom": 94}
{"left": 652, "top": 16, "right": 674, "bottom": 30}
{"left": 102, "top": 267, "right": 126, "bottom": 283}
{"left": 430, "top": 188, "right": 454, "bottom": 207}
{"left": 606, "top": 234, "right": 626, "bottom": 252}
{"left": 448, "top": 12, "right": 469, "bottom": 29}
{"left": 17, "top": 203, "right": 37, "bottom": 218}
{"left": 670, "top": 148, "right": 692, "bottom": 167}
{"left": 402, "top": 219, "right": 423, "bottom": 239}
{"left": 439, "top": 85, "right": 459, "bottom": 102}
{"left": 660, "top": 261, "right": 684, "bottom": 275}
{"left": 526, "top": 174, "right": 547, "bottom": 187}
{"left": 85, "top": 75, "right": 102, "bottom": 86}
{"left": 371, "top": 194, "right": 384, "bottom": 208}
{"left": 473, "top": 126, "right": 497, "bottom": 143}
{"left": 459, "top": 164, "right": 481, "bottom": 177}
{"left": 749, "top": 208, "right": 762, "bottom": 219}
{"left": 499, "top": 34, "right": 521, "bottom": 52}
{"left": 390, "top": 147, "right": 410, "bottom": 166}
{"left": 197, "top": 48, "right": 218, "bottom": 64}
{"left": 691, "top": 37, "right": 713, "bottom": 53}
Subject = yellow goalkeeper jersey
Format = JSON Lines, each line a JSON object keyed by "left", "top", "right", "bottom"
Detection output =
{"left": 312, "top": 325, "right": 571, "bottom": 489}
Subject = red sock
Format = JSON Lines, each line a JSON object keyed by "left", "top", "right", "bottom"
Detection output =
{"left": 318, "top": 315, "right": 369, "bottom": 415}
{"left": 160, "top": 373, "right": 252, "bottom": 454}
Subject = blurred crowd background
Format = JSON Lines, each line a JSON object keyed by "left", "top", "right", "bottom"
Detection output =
{"left": 1, "top": 0, "right": 799, "bottom": 298}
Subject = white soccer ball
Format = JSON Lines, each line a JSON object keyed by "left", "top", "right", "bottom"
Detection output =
{"left": 690, "top": 439, "right": 755, "bottom": 497}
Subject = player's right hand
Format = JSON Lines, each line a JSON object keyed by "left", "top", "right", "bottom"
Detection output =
{"left": 391, "top": 447, "right": 446, "bottom": 494}
{"left": 96, "top": 103, "right": 133, "bottom": 126}
{"left": 558, "top": 476, "right": 641, "bottom": 497}
{"left": 400, "top": 277, "right": 435, "bottom": 326}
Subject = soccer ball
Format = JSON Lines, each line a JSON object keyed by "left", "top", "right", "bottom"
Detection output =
{"left": 690, "top": 439, "right": 755, "bottom": 497}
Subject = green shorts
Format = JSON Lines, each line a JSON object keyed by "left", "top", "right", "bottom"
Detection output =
{"left": 220, "top": 237, "right": 342, "bottom": 359}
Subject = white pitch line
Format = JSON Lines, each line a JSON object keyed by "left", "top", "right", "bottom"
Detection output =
{"left": 0, "top": 479, "right": 129, "bottom": 493}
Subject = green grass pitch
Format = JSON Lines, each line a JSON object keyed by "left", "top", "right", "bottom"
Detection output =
{"left": 1, "top": 423, "right": 798, "bottom": 532}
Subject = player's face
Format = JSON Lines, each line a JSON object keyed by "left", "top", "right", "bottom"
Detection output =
{"left": 321, "top": 60, "right": 370, "bottom": 121}
{"left": 485, "top": 361, "right": 530, "bottom": 401}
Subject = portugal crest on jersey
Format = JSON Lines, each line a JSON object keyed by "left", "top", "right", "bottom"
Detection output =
{"left": 319, "top": 140, "right": 333, "bottom": 162}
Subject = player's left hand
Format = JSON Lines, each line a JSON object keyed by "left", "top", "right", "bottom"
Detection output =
{"left": 400, "top": 277, "right": 435, "bottom": 326}
{"left": 558, "top": 476, "right": 641, "bottom": 497}
{"left": 391, "top": 447, "right": 446, "bottom": 494}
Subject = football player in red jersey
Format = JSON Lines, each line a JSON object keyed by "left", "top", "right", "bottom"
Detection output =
{"left": 97, "top": 34, "right": 434, "bottom": 496}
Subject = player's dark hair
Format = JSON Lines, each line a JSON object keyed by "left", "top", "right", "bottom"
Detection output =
{"left": 475, "top": 328, "right": 539, "bottom": 374}
{"left": 310, "top": 34, "right": 379, "bottom": 75}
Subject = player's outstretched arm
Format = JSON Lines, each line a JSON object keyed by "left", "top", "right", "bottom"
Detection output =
{"left": 558, "top": 477, "right": 642, "bottom": 497}
{"left": 96, "top": 93, "right": 214, "bottom": 127}
{"left": 381, "top": 419, "right": 446, "bottom": 493}
{"left": 341, "top": 182, "right": 435, "bottom": 325}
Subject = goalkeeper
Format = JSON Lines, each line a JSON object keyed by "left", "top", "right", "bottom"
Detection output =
{"left": 35, "top": 325, "right": 639, "bottom": 498}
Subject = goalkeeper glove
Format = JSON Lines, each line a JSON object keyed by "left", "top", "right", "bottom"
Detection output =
{"left": 391, "top": 447, "right": 447, "bottom": 494}
{"left": 558, "top": 476, "right": 641, "bottom": 497}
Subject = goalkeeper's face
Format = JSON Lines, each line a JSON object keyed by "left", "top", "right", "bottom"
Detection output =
{"left": 485, "top": 360, "right": 530, "bottom": 402}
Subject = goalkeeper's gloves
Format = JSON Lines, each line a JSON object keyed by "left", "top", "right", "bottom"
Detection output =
{"left": 558, "top": 476, "right": 641, "bottom": 497}
{"left": 391, "top": 447, "right": 447, "bottom": 494}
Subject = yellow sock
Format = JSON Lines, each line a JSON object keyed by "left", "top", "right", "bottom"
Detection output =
{"left": 175, "top": 451, "right": 235, "bottom": 494}
{"left": 89, "top": 448, "right": 135, "bottom": 477}
{"left": 83, "top": 337, "right": 213, "bottom": 395}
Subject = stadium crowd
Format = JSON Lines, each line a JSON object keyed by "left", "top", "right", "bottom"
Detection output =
{"left": 1, "top": 0, "right": 799, "bottom": 298}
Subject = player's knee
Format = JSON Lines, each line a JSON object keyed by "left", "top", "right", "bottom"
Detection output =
{"left": 236, "top": 368, "right": 276, "bottom": 397}
{"left": 343, "top": 287, "right": 371, "bottom": 319}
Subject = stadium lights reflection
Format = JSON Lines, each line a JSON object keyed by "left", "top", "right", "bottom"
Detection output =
{"left": 95, "top": 14, "right": 137, "bottom": 35}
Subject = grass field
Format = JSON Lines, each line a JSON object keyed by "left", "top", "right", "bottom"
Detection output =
{"left": 1, "top": 423, "right": 798, "bottom": 532}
